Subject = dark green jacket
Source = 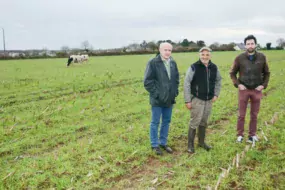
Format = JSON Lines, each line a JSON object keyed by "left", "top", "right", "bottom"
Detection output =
{"left": 144, "top": 55, "right": 179, "bottom": 107}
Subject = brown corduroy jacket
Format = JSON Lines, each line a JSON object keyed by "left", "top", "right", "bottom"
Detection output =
{"left": 230, "top": 52, "right": 270, "bottom": 89}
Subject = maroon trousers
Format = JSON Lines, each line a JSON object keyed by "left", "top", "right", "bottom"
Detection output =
{"left": 237, "top": 89, "right": 262, "bottom": 137}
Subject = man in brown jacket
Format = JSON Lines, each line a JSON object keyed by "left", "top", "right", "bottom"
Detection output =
{"left": 230, "top": 35, "right": 270, "bottom": 143}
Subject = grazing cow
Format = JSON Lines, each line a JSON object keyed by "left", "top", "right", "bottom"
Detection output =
{"left": 81, "top": 54, "right": 89, "bottom": 63}
{"left": 66, "top": 54, "right": 89, "bottom": 66}
{"left": 72, "top": 55, "right": 82, "bottom": 63}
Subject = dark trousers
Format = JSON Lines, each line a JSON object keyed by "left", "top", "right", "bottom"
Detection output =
{"left": 237, "top": 89, "right": 262, "bottom": 137}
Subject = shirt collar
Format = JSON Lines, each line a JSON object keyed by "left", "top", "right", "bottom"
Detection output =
{"left": 160, "top": 55, "right": 171, "bottom": 63}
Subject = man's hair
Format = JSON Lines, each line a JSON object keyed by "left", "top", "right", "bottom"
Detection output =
{"left": 244, "top": 35, "right": 257, "bottom": 45}
{"left": 159, "top": 42, "right": 172, "bottom": 49}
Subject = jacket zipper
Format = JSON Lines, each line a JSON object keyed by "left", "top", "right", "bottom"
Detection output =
{"left": 206, "top": 67, "right": 209, "bottom": 100}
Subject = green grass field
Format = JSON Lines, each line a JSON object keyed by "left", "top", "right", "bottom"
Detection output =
{"left": 1, "top": 51, "right": 285, "bottom": 189}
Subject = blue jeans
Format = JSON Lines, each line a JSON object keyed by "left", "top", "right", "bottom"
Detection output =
{"left": 150, "top": 106, "right": 173, "bottom": 147}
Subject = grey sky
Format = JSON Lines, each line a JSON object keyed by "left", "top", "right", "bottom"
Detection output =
{"left": 1, "top": 0, "right": 284, "bottom": 50}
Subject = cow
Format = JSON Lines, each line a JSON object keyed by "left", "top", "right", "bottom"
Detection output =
{"left": 66, "top": 54, "right": 89, "bottom": 66}
{"left": 81, "top": 54, "right": 89, "bottom": 63}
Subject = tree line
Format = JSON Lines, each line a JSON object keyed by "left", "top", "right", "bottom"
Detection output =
{"left": 1, "top": 38, "right": 284, "bottom": 59}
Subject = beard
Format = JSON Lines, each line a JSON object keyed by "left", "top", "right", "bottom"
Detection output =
{"left": 247, "top": 48, "right": 255, "bottom": 53}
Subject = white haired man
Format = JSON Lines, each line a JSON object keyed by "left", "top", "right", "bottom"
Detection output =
{"left": 144, "top": 42, "right": 180, "bottom": 155}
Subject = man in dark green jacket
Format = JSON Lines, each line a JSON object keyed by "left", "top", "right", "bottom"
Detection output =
{"left": 144, "top": 42, "right": 179, "bottom": 155}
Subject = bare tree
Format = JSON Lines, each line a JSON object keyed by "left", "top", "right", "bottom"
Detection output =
{"left": 140, "top": 40, "right": 147, "bottom": 50}
{"left": 81, "top": 40, "right": 91, "bottom": 52}
{"left": 276, "top": 38, "right": 285, "bottom": 48}
{"left": 61, "top": 46, "right": 70, "bottom": 53}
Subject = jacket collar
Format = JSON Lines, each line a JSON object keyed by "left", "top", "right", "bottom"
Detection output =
{"left": 157, "top": 55, "right": 172, "bottom": 62}
{"left": 198, "top": 59, "right": 212, "bottom": 67}
{"left": 244, "top": 51, "right": 257, "bottom": 61}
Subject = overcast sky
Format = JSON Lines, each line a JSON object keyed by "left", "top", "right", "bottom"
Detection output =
{"left": 1, "top": 0, "right": 284, "bottom": 50}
